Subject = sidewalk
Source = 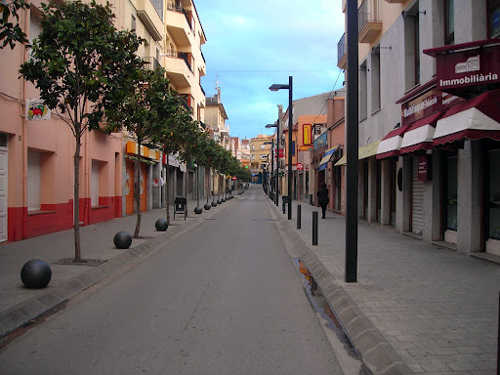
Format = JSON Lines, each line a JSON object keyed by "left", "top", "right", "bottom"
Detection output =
{"left": 0, "top": 195, "right": 233, "bottom": 339}
{"left": 267, "top": 196, "right": 499, "bottom": 375}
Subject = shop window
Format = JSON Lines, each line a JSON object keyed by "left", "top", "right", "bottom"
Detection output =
{"left": 91, "top": 160, "right": 100, "bottom": 207}
{"left": 27, "top": 150, "right": 55, "bottom": 212}
{"left": 489, "top": 150, "right": 500, "bottom": 239}
{"left": 488, "top": 0, "right": 500, "bottom": 38}
{"left": 445, "top": 156, "right": 458, "bottom": 232}
{"left": 445, "top": 0, "right": 454, "bottom": 45}
{"left": 359, "top": 62, "right": 367, "bottom": 121}
{"left": 27, "top": 151, "right": 41, "bottom": 211}
{"left": 371, "top": 46, "right": 381, "bottom": 113}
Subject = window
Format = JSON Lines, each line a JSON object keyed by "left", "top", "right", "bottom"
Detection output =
{"left": 445, "top": 0, "right": 454, "bottom": 45}
{"left": 359, "top": 61, "right": 367, "bottom": 120}
{"left": 488, "top": 0, "right": 500, "bottom": 38}
{"left": 27, "top": 151, "right": 41, "bottom": 211}
{"left": 131, "top": 14, "right": 136, "bottom": 30}
{"left": 91, "top": 160, "right": 100, "bottom": 207}
{"left": 371, "top": 46, "right": 381, "bottom": 112}
{"left": 404, "top": 2, "right": 421, "bottom": 90}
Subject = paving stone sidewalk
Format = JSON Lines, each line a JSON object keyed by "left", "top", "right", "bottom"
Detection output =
{"left": 268, "top": 197, "right": 499, "bottom": 375}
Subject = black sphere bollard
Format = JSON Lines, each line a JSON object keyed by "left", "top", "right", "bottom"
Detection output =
{"left": 155, "top": 218, "right": 169, "bottom": 231}
{"left": 211, "top": 201, "right": 218, "bottom": 207}
{"left": 204, "top": 203, "right": 211, "bottom": 210}
{"left": 217, "top": 199, "right": 222, "bottom": 204}
{"left": 113, "top": 231, "right": 132, "bottom": 249}
{"left": 194, "top": 206, "right": 203, "bottom": 214}
{"left": 21, "top": 259, "right": 52, "bottom": 289}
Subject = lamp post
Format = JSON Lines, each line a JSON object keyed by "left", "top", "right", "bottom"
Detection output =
{"left": 265, "top": 122, "right": 280, "bottom": 206}
{"left": 269, "top": 76, "right": 293, "bottom": 220}
{"left": 263, "top": 140, "right": 274, "bottom": 200}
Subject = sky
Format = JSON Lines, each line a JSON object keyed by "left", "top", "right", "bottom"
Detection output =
{"left": 195, "top": 1, "right": 346, "bottom": 140}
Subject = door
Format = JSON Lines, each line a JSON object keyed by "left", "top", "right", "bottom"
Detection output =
{"left": 444, "top": 156, "right": 458, "bottom": 244}
{"left": 411, "top": 157, "right": 424, "bottom": 236}
{"left": 0, "top": 147, "right": 7, "bottom": 241}
{"left": 125, "top": 161, "right": 134, "bottom": 215}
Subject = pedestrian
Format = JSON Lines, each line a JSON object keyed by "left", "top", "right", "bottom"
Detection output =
{"left": 317, "top": 183, "right": 329, "bottom": 219}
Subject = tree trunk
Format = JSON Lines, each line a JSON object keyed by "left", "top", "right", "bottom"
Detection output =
{"left": 206, "top": 167, "right": 209, "bottom": 204}
{"left": 73, "top": 133, "right": 81, "bottom": 262}
{"left": 134, "top": 140, "right": 142, "bottom": 238}
{"left": 165, "top": 154, "right": 170, "bottom": 222}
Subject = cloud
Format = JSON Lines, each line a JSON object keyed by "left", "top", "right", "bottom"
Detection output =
{"left": 197, "top": 1, "right": 345, "bottom": 139}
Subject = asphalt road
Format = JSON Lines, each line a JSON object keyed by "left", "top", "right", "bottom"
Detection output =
{"left": 0, "top": 187, "right": 343, "bottom": 375}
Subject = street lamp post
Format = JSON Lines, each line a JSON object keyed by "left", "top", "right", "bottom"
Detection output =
{"left": 265, "top": 121, "right": 280, "bottom": 206}
{"left": 263, "top": 140, "right": 274, "bottom": 200}
{"left": 269, "top": 76, "right": 293, "bottom": 220}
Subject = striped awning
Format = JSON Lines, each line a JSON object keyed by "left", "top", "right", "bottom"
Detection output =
{"left": 335, "top": 140, "right": 380, "bottom": 166}
{"left": 318, "top": 147, "right": 339, "bottom": 171}
{"left": 434, "top": 89, "right": 500, "bottom": 146}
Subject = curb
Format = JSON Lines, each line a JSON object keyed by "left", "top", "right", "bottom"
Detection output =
{"left": 267, "top": 199, "right": 414, "bottom": 375}
{"left": 0, "top": 200, "right": 231, "bottom": 340}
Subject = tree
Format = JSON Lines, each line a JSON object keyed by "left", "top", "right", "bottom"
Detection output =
{"left": 153, "top": 85, "right": 199, "bottom": 222}
{"left": 19, "top": 0, "right": 144, "bottom": 261}
{"left": 0, "top": 0, "right": 29, "bottom": 49}
{"left": 106, "top": 67, "right": 171, "bottom": 238}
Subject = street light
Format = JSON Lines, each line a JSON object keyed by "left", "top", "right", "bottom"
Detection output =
{"left": 263, "top": 140, "right": 274, "bottom": 201}
{"left": 265, "top": 122, "right": 279, "bottom": 206}
{"left": 269, "top": 76, "right": 293, "bottom": 220}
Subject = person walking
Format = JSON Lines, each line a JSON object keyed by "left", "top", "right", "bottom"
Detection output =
{"left": 317, "top": 183, "right": 329, "bottom": 219}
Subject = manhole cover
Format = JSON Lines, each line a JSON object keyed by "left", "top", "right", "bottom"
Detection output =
{"left": 52, "top": 258, "right": 107, "bottom": 267}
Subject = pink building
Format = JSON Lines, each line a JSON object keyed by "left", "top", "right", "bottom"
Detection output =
{"left": 0, "top": 5, "right": 123, "bottom": 242}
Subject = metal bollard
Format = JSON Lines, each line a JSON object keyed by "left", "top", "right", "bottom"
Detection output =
{"left": 312, "top": 211, "right": 318, "bottom": 246}
{"left": 297, "top": 204, "right": 301, "bottom": 229}
{"left": 282, "top": 198, "right": 286, "bottom": 214}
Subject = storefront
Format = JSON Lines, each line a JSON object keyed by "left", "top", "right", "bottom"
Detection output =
{"left": 389, "top": 39, "right": 500, "bottom": 255}
{"left": 124, "top": 141, "right": 160, "bottom": 215}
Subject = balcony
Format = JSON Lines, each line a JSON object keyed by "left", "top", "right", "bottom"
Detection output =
{"left": 166, "top": 3, "right": 192, "bottom": 47}
{"left": 337, "top": 33, "right": 347, "bottom": 70}
{"left": 163, "top": 49, "right": 193, "bottom": 88}
{"left": 358, "top": 0, "right": 383, "bottom": 43}
{"left": 144, "top": 56, "right": 160, "bottom": 71}
{"left": 136, "top": 0, "right": 163, "bottom": 41}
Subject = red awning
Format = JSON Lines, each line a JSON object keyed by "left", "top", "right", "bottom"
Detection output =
{"left": 433, "top": 89, "right": 500, "bottom": 146}
{"left": 399, "top": 112, "right": 443, "bottom": 154}
{"left": 376, "top": 125, "right": 411, "bottom": 159}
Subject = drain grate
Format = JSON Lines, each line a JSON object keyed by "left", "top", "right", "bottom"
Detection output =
{"left": 52, "top": 258, "right": 107, "bottom": 267}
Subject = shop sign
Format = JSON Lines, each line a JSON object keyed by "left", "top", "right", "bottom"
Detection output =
{"left": 299, "top": 146, "right": 313, "bottom": 151}
{"left": 400, "top": 88, "right": 461, "bottom": 126}
{"left": 297, "top": 163, "right": 304, "bottom": 170}
{"left": 275, "top": 149, "right": 284, "bottom": 158}
{"left": 418, "top": 155, "right": 432, "bottom": 181}
{"left": 425, "top": 40, "right": 500, "bottom": 95}
{"left": 303, "top": 124, "right": 312, "bottom": 145}
{"left": 26, "top": 99, "right": 51, "bottom": 120}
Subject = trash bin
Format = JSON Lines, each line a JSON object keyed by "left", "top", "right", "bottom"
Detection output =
{"left": 174, "top": 197, "right": 187, "bottom": 220}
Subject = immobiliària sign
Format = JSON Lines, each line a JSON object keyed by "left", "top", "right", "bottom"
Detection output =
{"left": 425, "top": 40, "right": 500, "bottom": 95}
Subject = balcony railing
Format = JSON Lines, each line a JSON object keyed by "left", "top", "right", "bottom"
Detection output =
{"left": 337, "top": 32, "right": 346, "bottom": 64}
{"left": 167, "top": 3, "right": 192, "bottom": 31}
{"left": 164, "top": 49, "right": 192, "bottom": 72}
{"left": 144, "top": 56, "right": 160, "bottom": 71}
{"left": 358, "top": 0, "right": 382, "bottom": 43}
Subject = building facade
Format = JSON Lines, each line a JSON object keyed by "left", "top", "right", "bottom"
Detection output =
{"left": 336, "top": 0, "right": 500, "bottom": 258}
{"left": 0, "top": 0, "right": 207, "bottom": 242}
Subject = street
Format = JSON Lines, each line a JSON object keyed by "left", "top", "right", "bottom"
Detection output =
{"left": 0, "top": 187, "right": 345, "bottom": 375}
